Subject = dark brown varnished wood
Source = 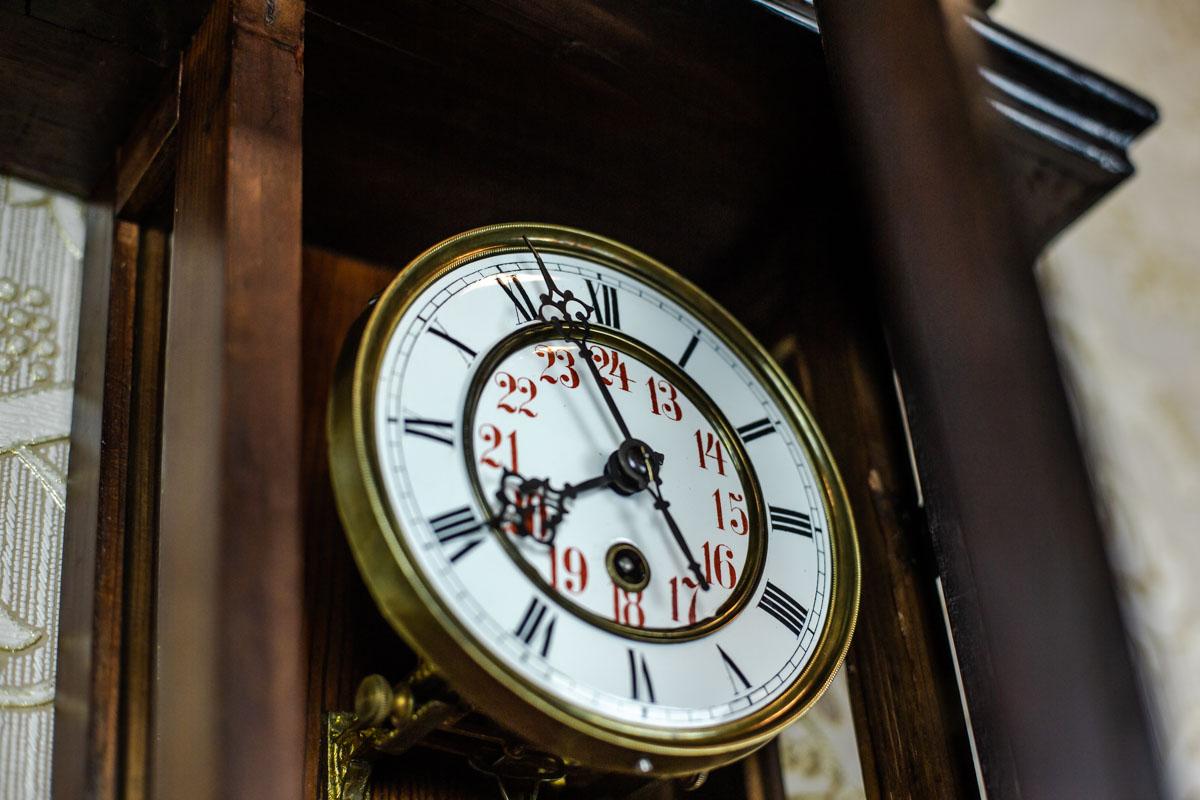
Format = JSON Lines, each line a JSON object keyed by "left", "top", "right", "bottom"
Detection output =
{"left": 153, "top": 0, "right": 306, "bottom": 797}
{"left": 816, "top": 0, "right": 1163, "bottom": 796}
{"left": 303, "top": 0, "right": 825, "bottom": 274}
{"left": 36, "top": 2, "right": 1158, "bottom": 798}
{"left": 118, "top": 224, "right": 170, "bottom": 800}
{"left": 115, "top": 65, "right": 181, "bottom": 221}
{"left": 299, "top": 245, "right": 416, "bottom": 797}
{"left": 0, "top": 1, "right": 208, "bottom": 197}
{"left": 700, "top": 182, "right": 979, "bottom": 796}
{"left": 55, "top": 218, "right": 170, "bottom": 800}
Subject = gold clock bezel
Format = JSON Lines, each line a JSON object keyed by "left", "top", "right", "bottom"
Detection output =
{"left": 328, "top": 222, "right": 861, "bottom": 776}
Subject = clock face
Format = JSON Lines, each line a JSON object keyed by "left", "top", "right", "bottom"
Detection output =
{"left": 331, "top": 224, "right": 858, "bottom": 772}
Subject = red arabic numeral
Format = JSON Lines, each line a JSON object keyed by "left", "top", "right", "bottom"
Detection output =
{"left": 713, "top": 490, "right": 749, "bottom": 535}
{"left": 550, "top": 546, "right": 588, "bottom": 594}
{"left": 613, "top": 586, "right": 646, "bottom": 627}
{"left": 669, "top": 576, "right": 700, "bottom": 624}
{"left": 694, "top": 429, "right": 726, "bottom": 475}
{"left": 478, "top": 423, "right": 518, "bottom": 472}
{"left": 701, "top": 541, "right": 737, "bottom": 589}
{"left": 494, "top": 371, "right": 538, "bottom": 417}
{"left": 592, "top": 347, "right": 632, "bottom": 392}
{"left": 647, "top": 377, "right": 683, "bottom": 421}
{"left": 534, "top": 345, "right": 580, "bottom": 388}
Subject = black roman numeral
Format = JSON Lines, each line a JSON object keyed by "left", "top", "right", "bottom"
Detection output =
{"left": 429, "top": 506, "right": 485, "bottom": 563}
{"left": 514, "top": 597, "right": 557, "bottom": 658}
{"left": 737, "top": 418, "right": 775, "bottom": 443}
{"left": 401, "top": 417, "right": 454, "bottom": 446}
{"left": 497, "top": 275, "right": 539, "bottom": 324}
{"left": 717, "top": 645, "right": 751, "bottom": 693}
{"left": 427, "top": 322, "right": 477, "bottom": 360}
{"left": 758, "top": 581, "right": 809, "bottom": 636}
{"left": 585, "top": 279, "right": 620, "bottom": 328}
{"left": 628, "top": 649, "right": 655, "bottom": 703}
{"left": 678, "top": 334, "right": 700, "bottom": 368}
{"left": 769, "top": 506, "right": 814, "bottom": 538}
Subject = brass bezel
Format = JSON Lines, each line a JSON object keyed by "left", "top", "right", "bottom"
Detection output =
{"left": 328, "top": 223, "right": 861, "bottom": 776}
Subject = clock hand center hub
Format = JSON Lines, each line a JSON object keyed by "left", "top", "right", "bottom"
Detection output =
{"left": 603, "top": 438, "right": 663, "bottom": 496}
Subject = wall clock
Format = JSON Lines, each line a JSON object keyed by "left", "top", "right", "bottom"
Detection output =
{"left": 327, "top": 223, "right": 860, "bottom": 794}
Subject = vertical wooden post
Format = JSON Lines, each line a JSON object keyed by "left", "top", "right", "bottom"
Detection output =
{"left": 54, "top": 207, "right": 125, "bottom": 800}
{"left": 155, "top": 0, "right": 304, "bottom": 797}
{"left": 815, "top": 0, "right": 1162, "bottom": 797}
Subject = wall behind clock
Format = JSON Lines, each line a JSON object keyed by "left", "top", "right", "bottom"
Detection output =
{"left": 0, "top": 175, "right": 84, "bottom": 800}
{"left": 994, "top": 2, "right": 1200, "bottom": 797}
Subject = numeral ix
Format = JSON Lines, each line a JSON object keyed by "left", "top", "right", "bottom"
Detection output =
{"left": 430, "top": 507, "right": 485, "bottom": 563}
{"left": 400, "top": 417, "right": 454, "bottom": 446}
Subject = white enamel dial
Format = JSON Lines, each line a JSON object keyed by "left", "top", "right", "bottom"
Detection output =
{"left": 368, "top": 245, "right": 836, "bottom": 732}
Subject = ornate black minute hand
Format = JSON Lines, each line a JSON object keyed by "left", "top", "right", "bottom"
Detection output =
{"left": 643, "top": 462, "right": 710, "bottom": 591}
{"left": 522, "top": 237, "right": 709, "bottom": 590}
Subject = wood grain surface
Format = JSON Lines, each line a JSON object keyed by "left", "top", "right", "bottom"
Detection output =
{"left": 153, "top": 0, "right": 306, "bottom": 797}
{"left": 0, "top": 2, "right": 209, "bottom": 197}
{"left": 817, "top": 0, "right": 1163, "bottom": 796}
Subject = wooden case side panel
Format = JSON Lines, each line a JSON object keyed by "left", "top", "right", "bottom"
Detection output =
{"left": 154, "top": 0, "right": 306, "bottom": 797}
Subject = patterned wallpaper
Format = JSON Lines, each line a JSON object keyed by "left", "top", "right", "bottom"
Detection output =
{"left": 777, "top": 674, "right": 866, "bottom": 800}
{"left": 992, "top": 2, "right": 1200, "bottom": 797}
{"left": 0, "top": 176, "right": 84, "bottom": 799}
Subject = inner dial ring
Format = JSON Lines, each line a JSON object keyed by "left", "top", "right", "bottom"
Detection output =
{"left": 463, "top": 322, "right": 767, "bottom": 642}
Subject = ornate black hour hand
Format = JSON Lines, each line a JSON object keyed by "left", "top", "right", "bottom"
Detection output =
{"left": 491, "top": 468, "right": 620, "bottom": 546}
{"left": 492, "top": 469, "right": 568, "bottom": 545}
{"left": 524, "top": 237, "right": 635, "bottom": 443}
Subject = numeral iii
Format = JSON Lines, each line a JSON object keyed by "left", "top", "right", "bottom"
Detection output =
{"left": 758, "top": 581, "right": 809, "bottom": 636}
{"left": 769, "top": 506, "right": 814, "bottom": 538}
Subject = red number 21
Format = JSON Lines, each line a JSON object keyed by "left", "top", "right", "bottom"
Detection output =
{"left": 478, "top": 424, "right": 518, "bottom": 472}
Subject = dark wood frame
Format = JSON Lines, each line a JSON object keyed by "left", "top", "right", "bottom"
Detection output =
{"left": 19, "top": 0, "right": 1159, "bottom": 798}
{"left": 817, "top": 0, "right": 1162, "bottom": 797}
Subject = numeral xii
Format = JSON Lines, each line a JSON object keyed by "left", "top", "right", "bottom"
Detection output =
{"left": 585, "top": 279, "right": 620, "bottom": 328}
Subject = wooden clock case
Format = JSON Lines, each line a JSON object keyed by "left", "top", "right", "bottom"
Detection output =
{"left": 0, "top": 0, "right": 1159, "bottom": 798}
